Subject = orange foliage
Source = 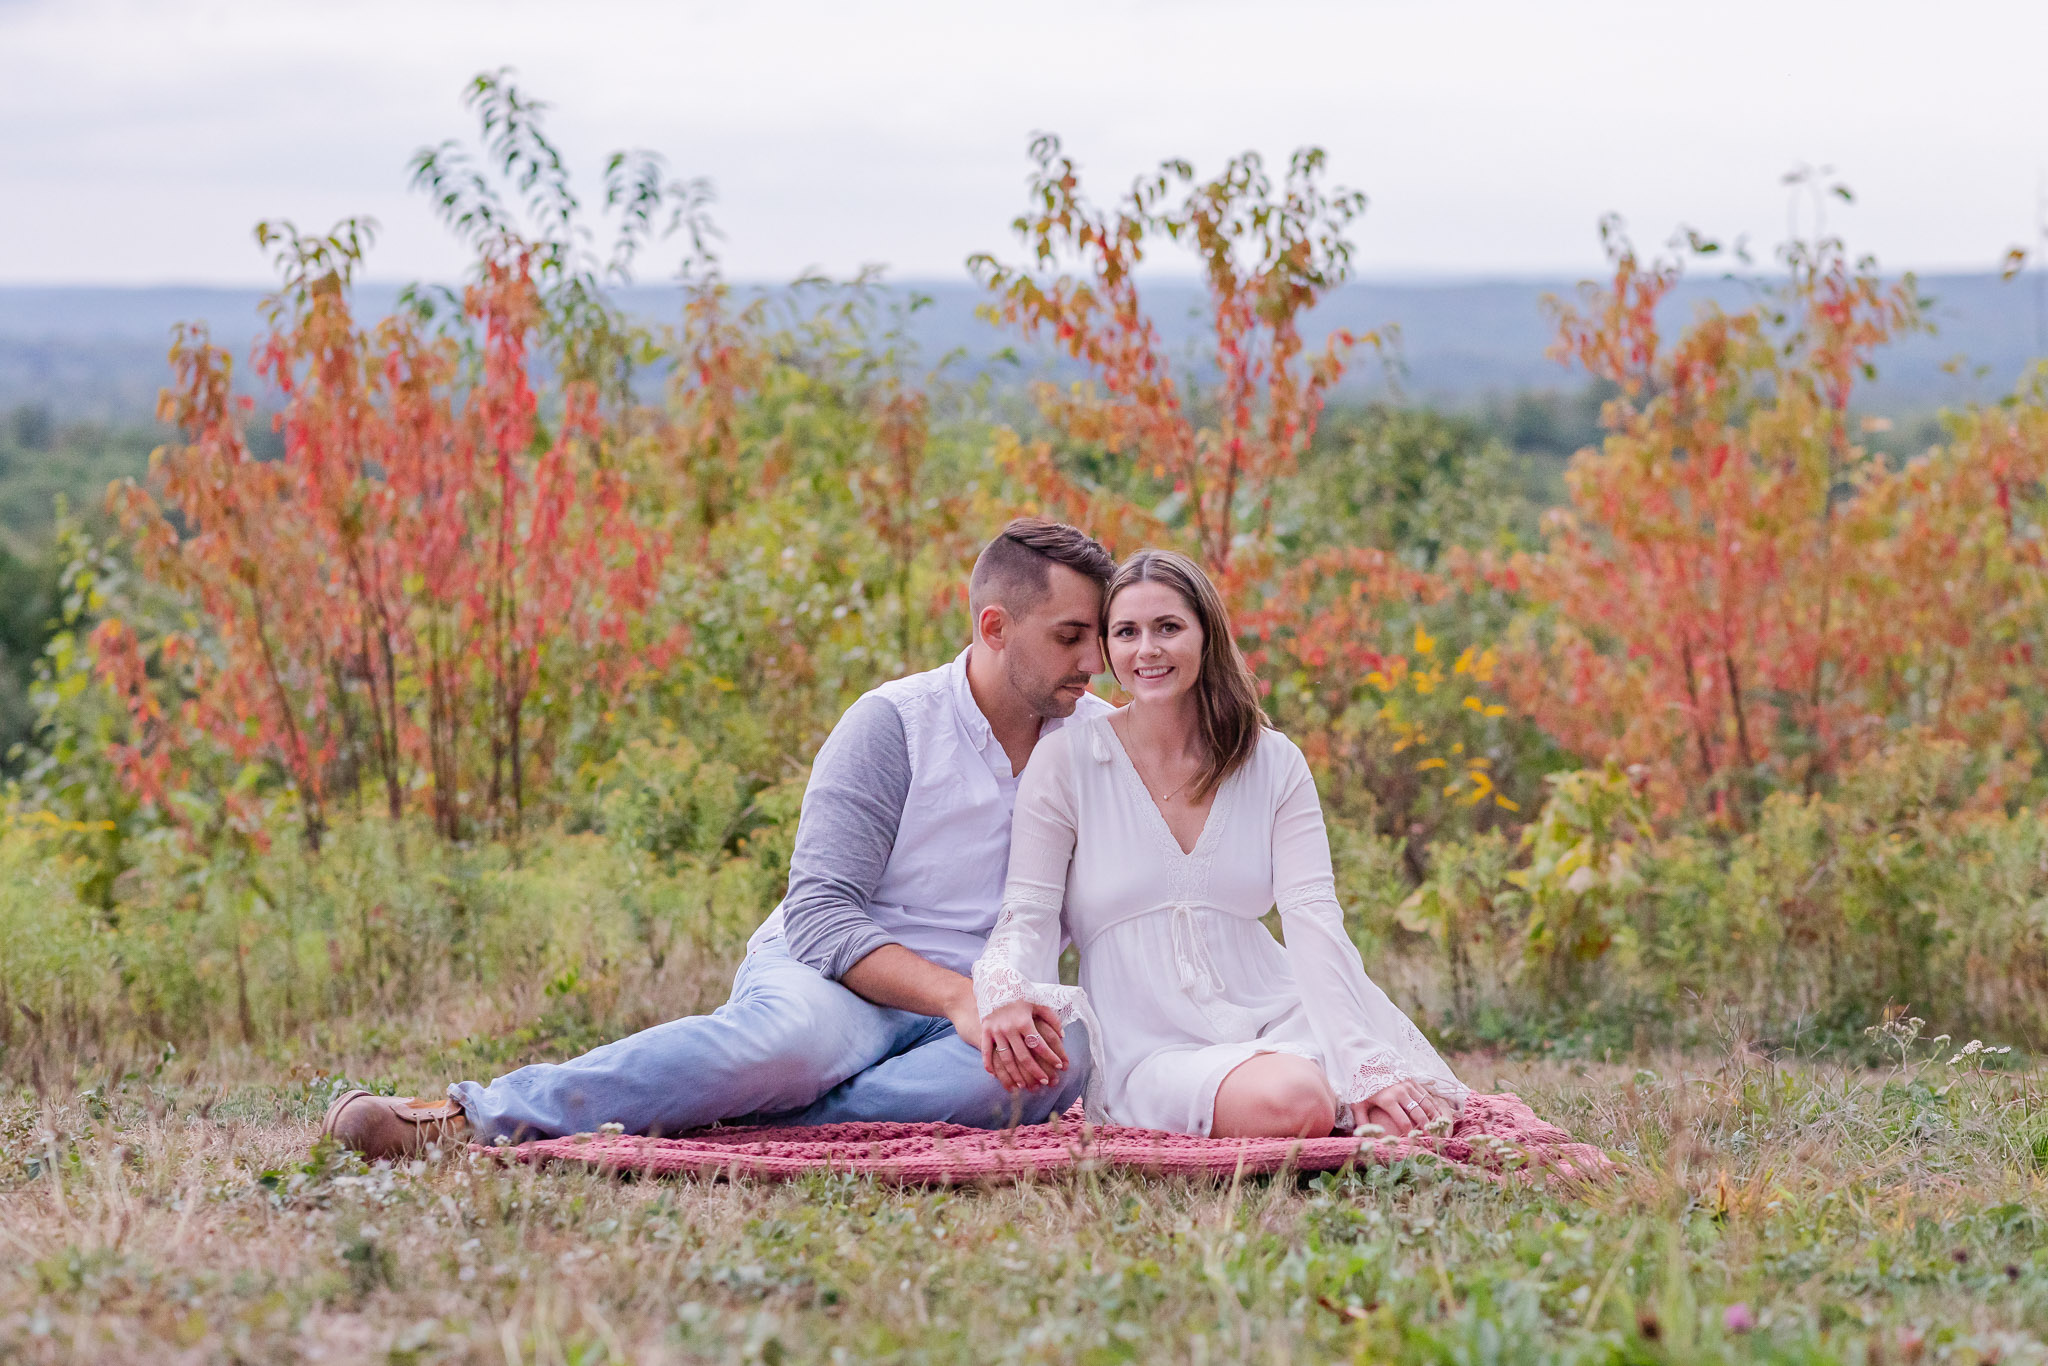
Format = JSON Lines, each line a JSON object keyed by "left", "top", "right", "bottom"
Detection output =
{"left": 1240, "top": 546, "right": 1441, "bottom": 703}
{"left": 663, "top": 278, "right": 774, "bottom": 543}
{"left": 1493, "top": 222, "right": 2048, "bottom": 819}
{"left": 1856, "top": 385, "right": 2048, "bottom": 765}
{"left": 971, "top": 136, "right": 1520, "bottom": 837}
{"left": 90, "top": 84, "right": 2048, "bottom": 864}
{"left": 108, "top": 229, "right": 675, "bottom": 843}
{"left": 972, "top": 136, "right": 1370, "bottom": 581}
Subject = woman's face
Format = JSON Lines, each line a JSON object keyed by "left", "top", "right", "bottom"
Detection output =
{"left": 1106, "top": 579, "right": 1205, "bottom": 706}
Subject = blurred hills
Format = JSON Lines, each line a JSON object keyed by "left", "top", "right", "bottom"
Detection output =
{"left": 2, "top": 274, "right": 2042, "bottom": 423}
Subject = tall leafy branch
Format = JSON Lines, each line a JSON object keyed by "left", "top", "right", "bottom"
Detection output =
{"left": 970, "top": 135, "right": 1371, "bottom": 577}
{"left": 102, "top": 78, "right": 694, "bottom": 842}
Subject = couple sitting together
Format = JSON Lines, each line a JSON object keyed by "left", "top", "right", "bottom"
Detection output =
{"left": 324, "top": 519, "right": 1469, "bottom": 1160}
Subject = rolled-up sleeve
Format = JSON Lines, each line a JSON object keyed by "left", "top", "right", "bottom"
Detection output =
{"left": 779, "top": 693, "right": 913, "bottom": 980}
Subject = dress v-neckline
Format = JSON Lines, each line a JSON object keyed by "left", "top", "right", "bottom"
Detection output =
{"left": 1098, "top": 713, "right": 1227, "bottom": 859}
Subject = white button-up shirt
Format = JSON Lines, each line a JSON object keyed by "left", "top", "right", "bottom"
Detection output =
{"left": 752, "top": 649, "right": 1110, "bottom": 978}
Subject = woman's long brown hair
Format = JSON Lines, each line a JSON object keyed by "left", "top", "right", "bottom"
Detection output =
{"left": 1103, "top": 549, "right": 1269, "bottom": 801}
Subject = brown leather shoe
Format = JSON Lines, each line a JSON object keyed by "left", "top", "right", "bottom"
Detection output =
{"left": 321, "top": 1090, "right": 472, "bottom": 1161}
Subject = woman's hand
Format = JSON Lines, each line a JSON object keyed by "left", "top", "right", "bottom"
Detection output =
{"left": 1360, "top": 1079, "right": 1455, "bottom": 1137}
{"left": 978, "top": 1001, "right": 1070, "bottom": 1091}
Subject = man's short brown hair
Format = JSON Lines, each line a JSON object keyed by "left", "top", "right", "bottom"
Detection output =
{"left": 968, "top": 518, "right": 1115, "bottom": 617}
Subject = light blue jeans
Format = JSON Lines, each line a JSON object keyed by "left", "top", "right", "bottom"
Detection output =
{"left": 451, "top": 936, "right": 1089, "bottom": 1143}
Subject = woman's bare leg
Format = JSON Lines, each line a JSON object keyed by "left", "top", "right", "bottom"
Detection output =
{"left": 1210, "top": 1052, "right": 1338, "bottom": 1138}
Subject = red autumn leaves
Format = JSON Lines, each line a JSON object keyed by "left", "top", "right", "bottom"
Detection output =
{"left": 104, "top": 242, "right": 675, "bottom": 845}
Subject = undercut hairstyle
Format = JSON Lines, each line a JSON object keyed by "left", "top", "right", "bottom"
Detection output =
{"left": 1104, "top": 549, "right": 1269, "bottom": 802}
{"left": 968, "top": 518, "right": 1116, "bottom": 619}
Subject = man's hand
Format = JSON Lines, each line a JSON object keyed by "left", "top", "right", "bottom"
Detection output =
{"left": 946, "top": 993, "right": 984, "bottom": 1051}
{"left": 979, "top": 1001, "right": 1070, "bottom": 1091}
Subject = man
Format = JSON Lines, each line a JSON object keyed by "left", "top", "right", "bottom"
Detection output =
{"left": 324, "top": 518, "right": 1114, "bottom": 1158}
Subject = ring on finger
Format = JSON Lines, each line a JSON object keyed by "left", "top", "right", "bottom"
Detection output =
{"left": 995, "top": 1044, "right": 1010, "bottom": 1052}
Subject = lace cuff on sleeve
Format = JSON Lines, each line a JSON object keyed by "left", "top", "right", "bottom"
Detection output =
{"left": 972, "top": 886, "right": 1083, "bottom": 1017}
{"left": 971, "top": 885, "right": 1107, "bottom": 1118}
{"left": 1335, "top": 1046, "right": 1470, "bottom": 1109}
{"left": 1273, "top": 882, "right": 1470, "bottom": 1110}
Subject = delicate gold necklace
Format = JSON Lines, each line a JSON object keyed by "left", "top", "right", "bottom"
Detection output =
{"left": 1134, "top": 750, "right": 1201, "bottom": 804}
{"left": 1116, "top": 711, "right": 1203, "bottom": 804}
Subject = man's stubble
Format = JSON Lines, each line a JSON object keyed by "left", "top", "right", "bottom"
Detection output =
{"left": 1004, "top": 647, "right": 1096, "bottom": 721}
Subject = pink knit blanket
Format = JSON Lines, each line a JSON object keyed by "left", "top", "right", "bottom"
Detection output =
{"left": 487, "top": 1093, "right": 1609, "bottom": 1186}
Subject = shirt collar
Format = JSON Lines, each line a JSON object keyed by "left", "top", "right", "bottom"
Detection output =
{"left": 948, "top": 647, "right": 994, "bottom": 747}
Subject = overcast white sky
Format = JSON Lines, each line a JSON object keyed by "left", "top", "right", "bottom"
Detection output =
{"left": 2, "top": 0, "right": 2044, "bottom": 286}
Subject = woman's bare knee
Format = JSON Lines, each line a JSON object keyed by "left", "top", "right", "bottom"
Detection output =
{"left": 1212, "top": 1055, "right": 1337, "bottom": 1139}
{"left": 1268, "top": 1076, "right": 1337, "bottom": 1138}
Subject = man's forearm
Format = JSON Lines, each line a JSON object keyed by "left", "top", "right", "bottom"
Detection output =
{"left": 839, "top": 944, "right": 975, "bottom": 1023}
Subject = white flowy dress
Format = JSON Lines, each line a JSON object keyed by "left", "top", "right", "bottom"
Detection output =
{"left": 973, "top": 713, "right": 1468, "bottom": 1135}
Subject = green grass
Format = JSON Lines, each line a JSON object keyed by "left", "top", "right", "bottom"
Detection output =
{"left": 6, "top": 1020, "right": 2048, "bottom": 1364}
{"left": 6, "top": 806, "right": 2048, "bottom": 1362}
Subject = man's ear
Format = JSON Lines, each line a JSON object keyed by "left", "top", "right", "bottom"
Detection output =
{"left": 975, "top": 603, "right": 1008, "bottom": 650}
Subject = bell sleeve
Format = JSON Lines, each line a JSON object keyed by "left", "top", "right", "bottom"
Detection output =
{"left": 1268, "top": 741, "right": 1469, "bottom": 1109}
{"left": 971, "top": 726, "right": 1104, "bottom": 1106}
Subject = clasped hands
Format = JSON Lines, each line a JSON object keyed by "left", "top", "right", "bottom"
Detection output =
{"left": 973, "top": 1000, "right": 1071, "bottom": 1092}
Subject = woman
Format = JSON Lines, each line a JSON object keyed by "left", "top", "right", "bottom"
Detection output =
{"left": 973, "top": 549, "right": 1468, "bottom": 1139}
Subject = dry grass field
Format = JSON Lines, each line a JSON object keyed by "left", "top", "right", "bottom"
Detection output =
{"left": 6, "top": 1031, "right": 2048, "bottom": 1366}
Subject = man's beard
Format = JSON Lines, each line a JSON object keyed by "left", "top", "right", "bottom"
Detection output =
{"left": 1012, "top": 659, "right": 1094, "bottom": 719}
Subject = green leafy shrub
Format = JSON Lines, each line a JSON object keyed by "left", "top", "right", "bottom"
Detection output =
{"left": 1506, "top": 763, "right": 1653, "bottom": 999}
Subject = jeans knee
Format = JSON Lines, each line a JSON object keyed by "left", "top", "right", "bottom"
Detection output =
{"left": 725, "top": 982, "right": 871, "bottom": 1074}
{"left": 702, "top": 984, "right": 893, "bottom": 1114}
{"left": 1063, "top": 1022, "right": 1093, "bottom": 1072}
{"left": 1052, "top": 1023, "right": 1092, "bottom": 1107}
